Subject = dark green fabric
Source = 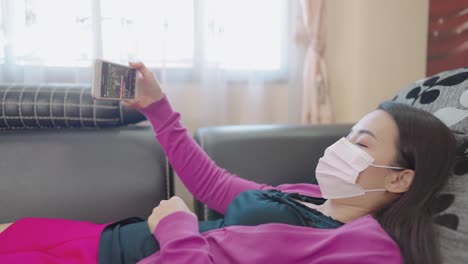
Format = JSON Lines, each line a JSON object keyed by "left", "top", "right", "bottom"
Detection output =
{"left": 98, "top": 189, "right": 343, "bottom": 264}
{"left": 222, "top": 189, "right": 343, "bottom": 229}
{"left": 98, "top": 217, "right": 158, "bottom": 264}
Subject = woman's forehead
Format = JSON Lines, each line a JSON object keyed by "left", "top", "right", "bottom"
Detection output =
{"left": 353, "top": 110, "right": 398, "bottom": 140}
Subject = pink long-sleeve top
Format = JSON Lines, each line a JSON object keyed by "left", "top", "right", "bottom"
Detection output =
{"left": 137, "top": 95, "right": 403, "bottom": 264}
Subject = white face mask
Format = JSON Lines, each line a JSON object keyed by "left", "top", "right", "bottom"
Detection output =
{"left": 315, "top": 137, "right": 406, "bottom": 199}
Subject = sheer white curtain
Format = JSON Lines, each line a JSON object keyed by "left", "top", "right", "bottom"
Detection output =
{"left": 0, "top": 0, "right": 300, "bottom": 132}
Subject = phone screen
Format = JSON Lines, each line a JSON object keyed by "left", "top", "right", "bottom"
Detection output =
{"left": 100, "top": 61, "right": 137, "bottom": 99}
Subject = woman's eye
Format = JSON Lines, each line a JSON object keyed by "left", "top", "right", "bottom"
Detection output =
{"left": 356, "top": 142, "right": 367, "bottom": 148}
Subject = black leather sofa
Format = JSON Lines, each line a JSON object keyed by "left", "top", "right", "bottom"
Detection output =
{"left": 0, "top": 125, "right": 173, "bottom": 224}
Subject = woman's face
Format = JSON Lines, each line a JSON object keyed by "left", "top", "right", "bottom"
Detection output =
{"left": 345, "top": 110, "right": 400, "bottom": 190}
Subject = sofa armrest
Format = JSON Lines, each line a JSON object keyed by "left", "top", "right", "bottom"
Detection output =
{"left": 193, "top": 124, "right": 352, "bottom": 221}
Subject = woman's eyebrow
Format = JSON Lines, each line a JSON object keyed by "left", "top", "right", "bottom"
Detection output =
{"left": 359, "top": 129, "right": 377, "bottom": 139}
{"left": 350, "top": 128, "right": 377, "bottom": 139}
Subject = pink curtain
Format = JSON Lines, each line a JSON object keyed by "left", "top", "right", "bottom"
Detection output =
{"left": 297, "top": 0, "right": 333, "bottom": 124}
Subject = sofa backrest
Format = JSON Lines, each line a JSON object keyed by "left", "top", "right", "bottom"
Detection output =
{"left": 193, "top": 124, "right": 351, "bottom": 221}
{"left": 0, "top": 127, "right": 173, "bottom": 223}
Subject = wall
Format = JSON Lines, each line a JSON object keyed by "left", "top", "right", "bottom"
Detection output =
{"left": 326, "top": 0, "right": 429, "bottom": 123}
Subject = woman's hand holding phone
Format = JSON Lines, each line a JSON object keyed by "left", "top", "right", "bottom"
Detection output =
{"left": 123, "top": 62, "right": 164, "bottom": 109}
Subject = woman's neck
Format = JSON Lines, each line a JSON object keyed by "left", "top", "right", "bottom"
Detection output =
{"left": 317, "top": 199, "right": 372, "bottom": 223}
{"left": 318, "top": 193, "right": 399, "bottom": 223}
{"left": 293, "top": 193, "right": 396, "bottom": 223}
{"left": 291, "top": 198, "right": 370, "bottom": 223}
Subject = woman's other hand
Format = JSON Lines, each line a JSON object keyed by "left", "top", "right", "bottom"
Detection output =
{"left": 148, "top": 196, "right": 196, "bottom": 234}
{"left": 122, "top": 62, "right": 164, "bottom": 109}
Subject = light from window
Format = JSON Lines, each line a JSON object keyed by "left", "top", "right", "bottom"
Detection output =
{"left": 204, "top": 0, "right": 283, "bottom": 71}
{"left": 12, "top": 0, "right": 93, "bottom": 67}
{"left": 0, "top": 0, "right": 287, "bottom": 72}
{"left": 100, "top": 0, "right": 194, "bottom": 68}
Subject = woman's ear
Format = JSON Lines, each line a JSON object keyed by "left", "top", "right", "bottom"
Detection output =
{"left": 385, "top": 169, "right": 415, "bottom": 193}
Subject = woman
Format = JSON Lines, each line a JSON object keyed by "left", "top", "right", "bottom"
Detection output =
{"left": 0, "top": 62, "right": 456, "bottom": 264}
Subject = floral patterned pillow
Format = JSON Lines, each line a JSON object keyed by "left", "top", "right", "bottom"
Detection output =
{"left": 393, "top": 67, "right": 468, "bottom": 263}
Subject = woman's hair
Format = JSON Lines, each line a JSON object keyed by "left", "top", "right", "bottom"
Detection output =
{"left": 376, "top": 101, "right": 457, "bottom": 264}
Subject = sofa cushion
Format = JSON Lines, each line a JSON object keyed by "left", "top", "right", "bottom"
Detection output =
{"left": 393, "top": 67, "right": 468, "bottom": 263}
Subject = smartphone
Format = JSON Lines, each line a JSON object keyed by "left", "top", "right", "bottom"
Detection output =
{"left": 92, "top": 59, "right": 137, "bottom": 100}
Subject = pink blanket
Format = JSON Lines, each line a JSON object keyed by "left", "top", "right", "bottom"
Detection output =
{"left": 0, "top": 218, "right": 107, "bottom": 264}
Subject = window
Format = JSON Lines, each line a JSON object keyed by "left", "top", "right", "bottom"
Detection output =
{"left": 9, "top": 0, "right": 93, "bottom": 67}
{"left": 100, "top": 0, "right": 194, "bottom": 68}
{"left": 0, "top": 0, "right": 290, "bottom": 82}
{"left": 202, "top": 0, "right": 283, "bottom": 71}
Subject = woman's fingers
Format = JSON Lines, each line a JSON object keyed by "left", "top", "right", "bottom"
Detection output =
{"left": 122, "top": 99, "right": 139, "bottom": 108}
{"left": 129, "top": 61, "right": 154, "bottom": 80}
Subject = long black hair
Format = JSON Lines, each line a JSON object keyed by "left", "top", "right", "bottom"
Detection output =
{"left": 376, "top": 101, "right": 457, "bottom": 264}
